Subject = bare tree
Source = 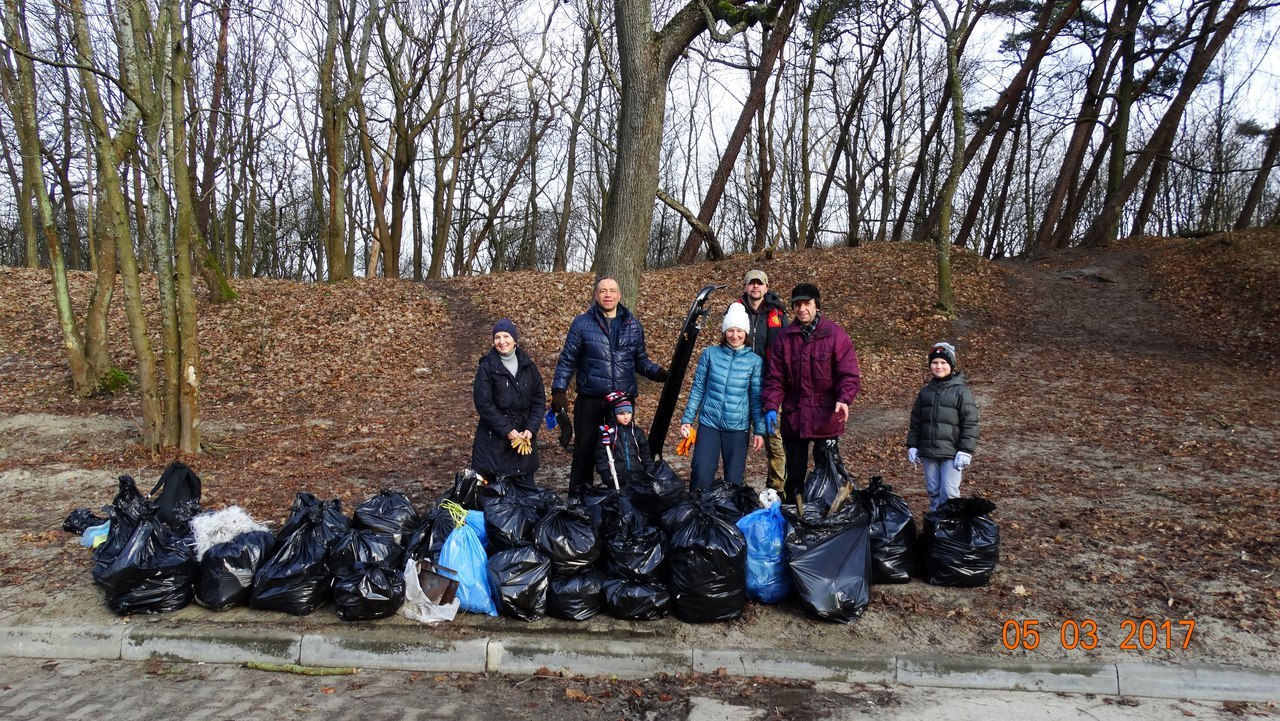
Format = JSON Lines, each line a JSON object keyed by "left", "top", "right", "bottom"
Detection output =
{"left": 1234, "top": 115, "right": 1280, "bottom": 229}
{"left": 595, "top": 0, "right": 779, "bottom": 307}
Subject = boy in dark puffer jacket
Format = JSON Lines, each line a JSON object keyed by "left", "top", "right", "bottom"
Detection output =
{"left": 595, "top": 391, "right": 652, "bottom": 489}
{"left": 907, "top": 342, "right": 980, "bottom": 511}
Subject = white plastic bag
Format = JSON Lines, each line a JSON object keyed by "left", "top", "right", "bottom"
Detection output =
{"left": 401, "top": 557, "right": 460, "bottom": 625}
{"left": 190, "top": 506, "right": 269, "bottom": 561}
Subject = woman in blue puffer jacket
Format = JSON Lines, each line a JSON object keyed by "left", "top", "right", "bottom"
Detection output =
{"left": 679, "top": 302, "right": 765, "bottom": 491}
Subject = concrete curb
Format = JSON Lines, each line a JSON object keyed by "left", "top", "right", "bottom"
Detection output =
{"left": 121, "top": 626, "right": 301, "bottom": 665}
{"left": 1116, "top": 662, "right": 1280, "bottom": 703}
{"left": 1, "top": 622, "right": 1277, "bottom": 703}
{"left": 896, "top": 654, "right": 1118, "bottom": 695}
{"left": 0, "top": 625, "right": 124, "bottom": 661}
{"left": 300, "top": 630, "right": 487, "bottom": 672}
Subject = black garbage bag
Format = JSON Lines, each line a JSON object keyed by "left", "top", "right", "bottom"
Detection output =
{"left": 485, "top": 492, "right": 553, "bottom": 552}
{"left": 283, "top": 493, "right": 351, "bottom": 541}
{"left": 195, "top": 530, "right": 275, "bottom": 611}
{"left": 442, "top": 469, "right": 489, "bottom": 510}
{"left": 572, "top": 488, "right": 634, "bottom": 532}
{"left": 333, "top": 560, "right": 406, "bottom": 621}
{"left": 97, "top": 509, "right": 197, "bottom": 615}
{"left": 149, "top": 461, "right": 202, "bottom": 532}
{"left": 353, "top": 489, "right": 418, "bottom": 542}
{"left": 665, "top": 503, "right": 747, "bottom": 623}
{"left": 863, "top": 477, "right": 916, "bottom": 584}
{"left": 487, "top": 544, "right": 550, "bottom": 621}
{"left": 604, "top": 511, "right": 665, "bottom": 582}
{"left": 603, "top": 578, "right": 672, "bottom": 621}
{"left": 401, "top": 504, "right": 458, "bottom": 562}
{"left": 799, "top": 439, "right": 851, "bottom": 515}
{"left": 64, "top": 508, "right": 108, "bottom": 534}
{"left": 694, "top": 481, "right": 759, "bottom": 524}
{"left": 624, "top": 459, "right": 688, "bottom": 522}
{"left": 784, "top": 500, "right": 871, "bottom": 623}
{"left": 92, "top": 475, "right": 150, "bottom": 585}
{"left": 547, "top": 570, "right": 605, "bottom": 621}
{"left": 328, "top": 529, "right": 404, "bottom": 579}
{"left": 923, "top": 497, "right": 999, "bottom": 587}
{"left": 534, "top": 506, "right": 600, "bottom": 576}
{"left": 477, "top": 474, "right": 553, "bottom": 509}
{"left": 250, "top": 501, "right": 340, "bottom": 615}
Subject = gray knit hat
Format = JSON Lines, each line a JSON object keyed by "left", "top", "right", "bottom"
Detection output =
{"left": 928, "top": 341, "right": 957, "bottom": 369}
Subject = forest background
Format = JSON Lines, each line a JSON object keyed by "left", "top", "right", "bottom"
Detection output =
{"left": 0, "top": 0, "right": 1278, "bottom": 453}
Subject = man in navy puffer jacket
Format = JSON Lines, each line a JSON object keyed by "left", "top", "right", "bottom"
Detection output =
{"left": 552, "top": 277, "right": 668, "bottom": 494}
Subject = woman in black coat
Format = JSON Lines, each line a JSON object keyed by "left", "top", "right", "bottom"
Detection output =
{"left": 471, "top": 319, "right": 546, "bottom": 482}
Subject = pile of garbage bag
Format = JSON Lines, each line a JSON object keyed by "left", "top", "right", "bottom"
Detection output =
{"left": 67, "top": 461, "right": 998, "bottom": 624}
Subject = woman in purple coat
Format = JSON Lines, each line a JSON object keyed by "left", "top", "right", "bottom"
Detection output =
{"left": 760, "top": 283, "right": 861, "bottom": 502}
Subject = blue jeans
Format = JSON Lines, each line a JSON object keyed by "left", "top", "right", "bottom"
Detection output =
{"left": 689, "top": 426, "right": 749, "bottom": 492}
{"left": 922, "top": 457, "right": 963, "bottom": 511}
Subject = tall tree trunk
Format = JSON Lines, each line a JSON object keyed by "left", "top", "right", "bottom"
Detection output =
{"left": 676, "top": 0, "right": 798, "bottom": 263}
{"left": 957, "top": 82, "right": 1028, "bottom": 249}
{"left": 1107, "top": 0, "right": 1142, "bottom": 241}
{"left": 595, "top": 1, "right": 709, "bottom": 307}
{"left": 1234, "top": 119, "right": 1280, "bottom": 230}
{"left": 411, "top": 162, "right": 424, "bottom": 280}
{"left": 319, "top": 0, "right": 352, "bottom": 282}
{"left": 930, "top": 0, "right": 974, "bottom": 316}
{"left": 169, "top": 4, "right": 202, "bottom": 452}
{"left": 0, "top": 117, "right": 39, "bottom": 267}
{"left": 1082, "top": 0, "right": 1250, "bottom": 246}
{"left": 893, "top": 18, "right": 976, "bottom": 244}
{"left": 753, "top": 58, "right": 782, "bottom": 254}
{"left": 915, "top": 0, "right": 1076, "bottom": 243}
{"left": 1, "top": 0, "right": 93, "bottom": 392}
{"left": 554, "top": 28, "right": 594, "bottom": 272}
{"left": 807, "top": 34, "right": 886, "bottom": 249}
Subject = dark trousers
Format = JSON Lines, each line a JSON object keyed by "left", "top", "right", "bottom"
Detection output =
{"left": 689, "top": 427, "right": 749, "bottom": 492}
{"left": 782, "top": 435, "right": 840, "bottom": 503}
{"left": 569, "top": 394, "right": 608, "bottom": 494}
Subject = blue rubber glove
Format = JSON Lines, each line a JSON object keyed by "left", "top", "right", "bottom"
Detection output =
{"left": 954, "top": 451, "right": 972, "bottom": 470}
{"left": 764, "top": 410, "right": 778, "bottom": 435}
{"left": 908, "top": 447, "right": 919, "bottom": 466}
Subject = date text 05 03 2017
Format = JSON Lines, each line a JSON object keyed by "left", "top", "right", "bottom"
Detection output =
{"left": 999, "top": 619, "right": 1196, "bottom": 651}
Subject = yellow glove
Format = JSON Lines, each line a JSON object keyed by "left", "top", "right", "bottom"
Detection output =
{"left": 676, "top": 427, "right": 697, "bottom": 457}
{"left": 510, "top": 436, "right": 533, "bottom": 455}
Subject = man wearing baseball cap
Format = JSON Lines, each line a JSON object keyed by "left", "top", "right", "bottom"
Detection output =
{"left": 739, "top": 269, "right": 787, "bottom": 491}
{"left": 761, "top": 282, "right": 861, "bottom": 503}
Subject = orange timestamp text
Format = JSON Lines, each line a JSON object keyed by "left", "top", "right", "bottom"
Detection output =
{"left": 1000, "top": 618, "right": 1196, "bottom": 651}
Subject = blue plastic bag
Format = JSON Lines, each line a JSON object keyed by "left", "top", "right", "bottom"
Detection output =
{"left": 80, "top": 520, "right": 111, "bottom": 547}
{"left": 736, "top": 503, "right": 793, "bottom": 604}
{"left": 465, "top": 510, "right": 488, "bottom": 550}
{"left": 438, "top": 522, "right": 497, "bottom": 616}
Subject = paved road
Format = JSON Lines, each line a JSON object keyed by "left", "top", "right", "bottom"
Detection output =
{"left": 2, "top": 658, "right": 1273, "bottom": 721}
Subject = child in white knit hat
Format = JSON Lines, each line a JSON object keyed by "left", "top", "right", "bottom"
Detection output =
{"left": 907, "top": 341, "right": 981, "bottom": 511}
{"left": 678, "top": 302, "right": 766, "bottom": 491}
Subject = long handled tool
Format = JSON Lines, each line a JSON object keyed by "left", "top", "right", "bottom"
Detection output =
{"left": 649, "top": 285, "right": 725, "bottom": 460}
{"left": 604, "top": 445, "right": 620, "bottom": 490}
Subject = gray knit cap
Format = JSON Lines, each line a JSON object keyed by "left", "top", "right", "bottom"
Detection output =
{"left": 928, "top": 341, "right": 957, "bottom": 369}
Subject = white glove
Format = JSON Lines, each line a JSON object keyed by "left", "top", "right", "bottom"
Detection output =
{"left": 907, "top": 447, "right": 920, "bottom": 466}
{"left": 758, "top": 489, "right": 781, "bottom": 508}
{"left": 954, "top": 451, "right": 972, "bottom": 470}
